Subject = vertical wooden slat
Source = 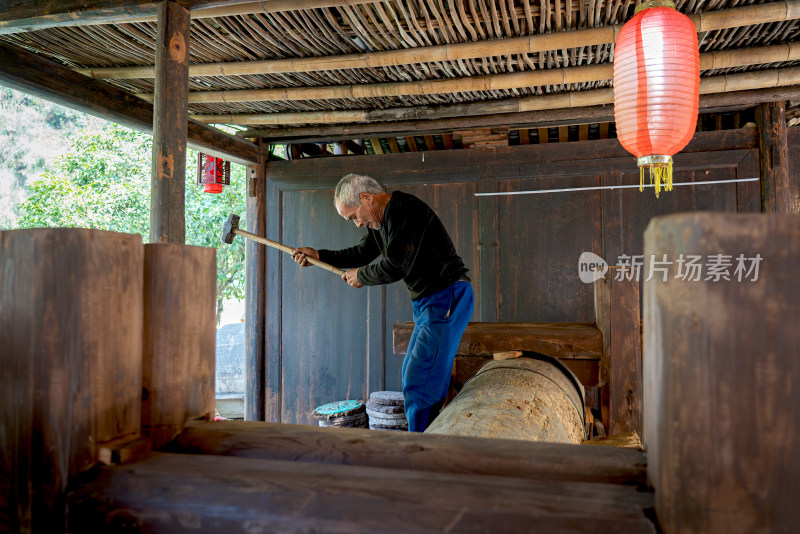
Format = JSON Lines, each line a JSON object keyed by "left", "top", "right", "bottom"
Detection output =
{"left": 0, "top": 229, "right": 143, "bottom": 533}
{"left": 756, "top": 101, "right": 791, "bottom": 213}
{"left": 264, "top": 178, "right": 283, "bottom": 422}
{"left": 478, "top": 172, "right": 499, "bottom": 322}
{"left": 142, "top": 244, "right": 216, "bottom": 449}
{"left": 149, "top": 0, "right": 189, "bottom": 244}
{"left": 245, "top": 157, "right": 267, "bottom": 421}
{"left": 367, "top": 285, "right": 386, "bottom": 393}
{"left": 735, "top": 149, "right": 761, "bottom": 213}
{"left": 594, "top": 274, "right": 642, "bottom": 436}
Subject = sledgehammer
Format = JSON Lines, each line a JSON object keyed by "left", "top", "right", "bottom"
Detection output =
{"left": 221, "top": 213, "right": 345, "bottom": 276}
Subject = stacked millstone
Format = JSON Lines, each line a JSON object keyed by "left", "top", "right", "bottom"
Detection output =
{"left": 366, "top": 391, "right": 408, "bottom": 431}
{"left": 311, "top": 400, "right": 367, "bottom": 428}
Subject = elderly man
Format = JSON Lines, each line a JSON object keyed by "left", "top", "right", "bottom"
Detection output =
{"left": 292, "top": 173, "right": 474, "bottom": 432}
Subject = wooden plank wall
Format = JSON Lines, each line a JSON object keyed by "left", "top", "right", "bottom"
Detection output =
{"left": 261, "top": 128, "right": 763, "bottom": 424}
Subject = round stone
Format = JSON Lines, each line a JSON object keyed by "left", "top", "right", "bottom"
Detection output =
{"left": 366, "top": 399, "right": 405, "bottom": 414}
{"left": 312, "top": 399, "right": 365, "bottom": 420}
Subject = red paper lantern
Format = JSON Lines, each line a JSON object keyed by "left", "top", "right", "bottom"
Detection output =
{"left": 197, "top": 153, "right": 230, "bottom": 194}
{"left": 613, "top": 0, "right": 699, "bottom": 197}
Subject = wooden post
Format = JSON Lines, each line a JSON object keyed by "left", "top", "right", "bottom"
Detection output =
{"left": 644, "top": 213, "right": 800, "bottom": 533}
{"left": 245, "top": 154, "right": 267, "bottom": 421}
{"left": 756, "top": 101, "right": 793, "bottom": 213}
{"left": 149, "top": 0, "right": 190, "bottom": 244}
{"left": 142, "top": 244, "right": 216, "bottom": 449}
{"left": 0, "top": 229, "right": 143, "bottom": 533}
{"left": 594, "top": 274, "right": 642, "bottom": 436}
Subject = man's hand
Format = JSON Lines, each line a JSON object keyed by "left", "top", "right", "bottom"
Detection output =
{"left": 343, "top": 268, "right": 364, "bottom": 288}
{"left": 292, "top": 247, "right": 319, "bottom": 267}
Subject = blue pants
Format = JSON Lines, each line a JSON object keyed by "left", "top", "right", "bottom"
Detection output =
{"left": 402, "top": 281, "right": 474, "bottom": 432}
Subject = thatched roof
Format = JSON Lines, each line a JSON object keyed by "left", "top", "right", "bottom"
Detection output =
{"left": 1, "top": 0, "right": 799, "bottom": 150}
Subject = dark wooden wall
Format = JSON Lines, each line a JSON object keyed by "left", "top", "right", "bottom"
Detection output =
{"left": 259, "top": 127, "right": 764, "bottom": 424}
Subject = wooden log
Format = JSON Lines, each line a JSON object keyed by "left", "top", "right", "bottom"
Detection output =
{"left": 425, "top": 355, "right": 586, "bottom": 444}
{"left": 149, "top": 1, "right": 189, "bottom": 244}
{"left": 142, "top": 244, "right": 216, "bottom": 449}
{"left": 67, "top": 451, "right": 657, "bottom": 533}
{"left": 0, "top": 228, "right": 143, "bottom": 533}
{"left": 0, "top": 41, "right": 260, "bottom": 166}
{"left": 594, "top": 274, "right": 642, "bottom": 437}
{"left": 167, "top": 419, "right": 647, "bottom": 485}
{"left": 644, "top": 213, "right": 800, "bottom": 533}
{"left": 393, "top": 321, "right": 603, "bottom": 359}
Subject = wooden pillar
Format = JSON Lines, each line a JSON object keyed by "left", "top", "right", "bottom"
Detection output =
{"left": 756, "top": 101, "right": 792, "bottom": 214}
{"left": 149, "top": 0, "right": 190, "bottom": 244}
{"left": 644, "top": 213, "right": 800, "bottom": 533}
{"left": 594, "top": 274, "right": 642, "bottom": 436}
{"left": 142, "top": 244, "right": 216, "bottom": 449}
{"left": 245, "top": 155, "right": 267, "bottom": 421}
{"left": 0, "top": 229, "right": 143, "bottom": 533}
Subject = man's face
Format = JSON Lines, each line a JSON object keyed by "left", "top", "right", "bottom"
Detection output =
{"left": 336, "top": 193, "right": 382, "bottom": 229}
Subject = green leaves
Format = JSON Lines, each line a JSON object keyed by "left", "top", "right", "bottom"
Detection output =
{"left": 16, "top": 123, "right": 247, "bottom": 322}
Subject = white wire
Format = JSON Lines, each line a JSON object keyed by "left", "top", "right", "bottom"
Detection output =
{"left": 473, "top": 177, "right": 760, "bottom": 196}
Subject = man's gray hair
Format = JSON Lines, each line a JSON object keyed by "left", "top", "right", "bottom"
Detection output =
{"left": 334, "top": 174, "right": 385, "bottom": 207}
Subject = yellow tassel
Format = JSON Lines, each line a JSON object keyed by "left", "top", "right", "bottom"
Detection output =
{"left": 641, "top": 161, "right": 673, "bottom": 198}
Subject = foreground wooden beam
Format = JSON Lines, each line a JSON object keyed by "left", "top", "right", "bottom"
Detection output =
{"left": 149, "top": 0, "right": 190, "bottom": 244}
{"left": 0, "top": 41, "right": 260, "bottom": 166}
{"left": 169, "top": 419, "right": 646, "bottom": 484}
{"left": 0, "top": 229, "right": 144, "bottom": 533}
{"left": 68, "top": 449, "right": 657, "bottom": 532}
{"left": 644, "top": 213, "right": 800, "bottom": 532}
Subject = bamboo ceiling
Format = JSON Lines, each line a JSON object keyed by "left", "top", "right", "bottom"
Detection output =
{"left": 2, "top": 0, "right": 800, "bottom": 145}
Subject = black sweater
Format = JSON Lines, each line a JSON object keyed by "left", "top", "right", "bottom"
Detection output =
{"left": 318, "top": 191, "right": 468, "bottom": 299}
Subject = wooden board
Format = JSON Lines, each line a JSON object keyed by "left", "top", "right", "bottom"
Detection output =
{"left": 644, "top": 213, "right": 800, "bottom": 532}
{"left": 142, "top": 244, "right": 216, "bottom": 449}
{"left": 169, "top": 419, "right": 646, "bottom": 484}
{"left": 393, "top": 322, "right": 601, "bottom": 359}
{"left": 68, "top": 451, "right": 656, "bottom": 533}
{"left": 0, "top": 228, "right": 143, "bottom": 532}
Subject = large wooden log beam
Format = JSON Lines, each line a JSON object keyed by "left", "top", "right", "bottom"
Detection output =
{"left": 0, "top": 229, "right": 144, "bottom": 533}
{"left": 644, "top": 213, "right": 800, "bottom": 532}
{"left": 168, "top": 419, "right": 646, "bottom": 484}
{"left": 67, "top": 451, "right": 657, "bottom": 533}
{"left": 0, "top": 40, "right": 260, "bottom": 166}
{"left": 149, "top": 0, "right": 189, "bottom": 244}
{"left": 0, "top": 0, "right": 382, "bottom": 34}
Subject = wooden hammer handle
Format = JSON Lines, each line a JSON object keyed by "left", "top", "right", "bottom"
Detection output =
{"left": 233, "top": 228, "right": 346, "bottom": 276}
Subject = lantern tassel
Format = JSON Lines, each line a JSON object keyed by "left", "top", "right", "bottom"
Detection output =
{"left": 638, "top": 159, "right": 674, "bottom": 198}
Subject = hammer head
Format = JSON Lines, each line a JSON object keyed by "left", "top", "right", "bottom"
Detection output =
{"left": 221, "top": 213, "right": 240, "bottom": 244}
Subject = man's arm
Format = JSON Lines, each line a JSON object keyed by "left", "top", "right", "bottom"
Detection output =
{"left": 357, "top": 208, "right": 428, "bottom": 285}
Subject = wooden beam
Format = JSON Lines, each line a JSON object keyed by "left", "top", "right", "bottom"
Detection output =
{"left": 0, "top": 229, "right": 144, "bottom": 533}
{"left": 142, "top": 243, "right": 216, "bottom": 449}
{"left": 756, "top": 101, "right": 793, "bottom": 213}
{"left": 644, "top": 213, "right": 800, "bottom": 533}
{"left": 245, "top": 153, "right": 267, "bottom": 421}
{"left": 82, "top": 6, "right": 800, "bottom": 80}
{"left": 0, "top": 0, "right": 383, "bottom": 34}
{"left": 168, "top": 419, "right": 647, "bottom": 484}
{"left": 0, "top": 40, "right": 260, "bottom": 165}
{"left": 67, "top": 451, "right": 656, "bottom": 533}
{"left": 243, "top": 87, "right": 800, "bottom": 144}
{"left": 149, "top": 1, "right": 189, "bottom": 244}
{"left": 393, "top": 322, "right": 602, "bottom": 360}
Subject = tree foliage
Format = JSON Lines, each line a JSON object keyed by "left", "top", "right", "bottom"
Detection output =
{"left": 16, "top": 123, "right": 246, "bottom": 321}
